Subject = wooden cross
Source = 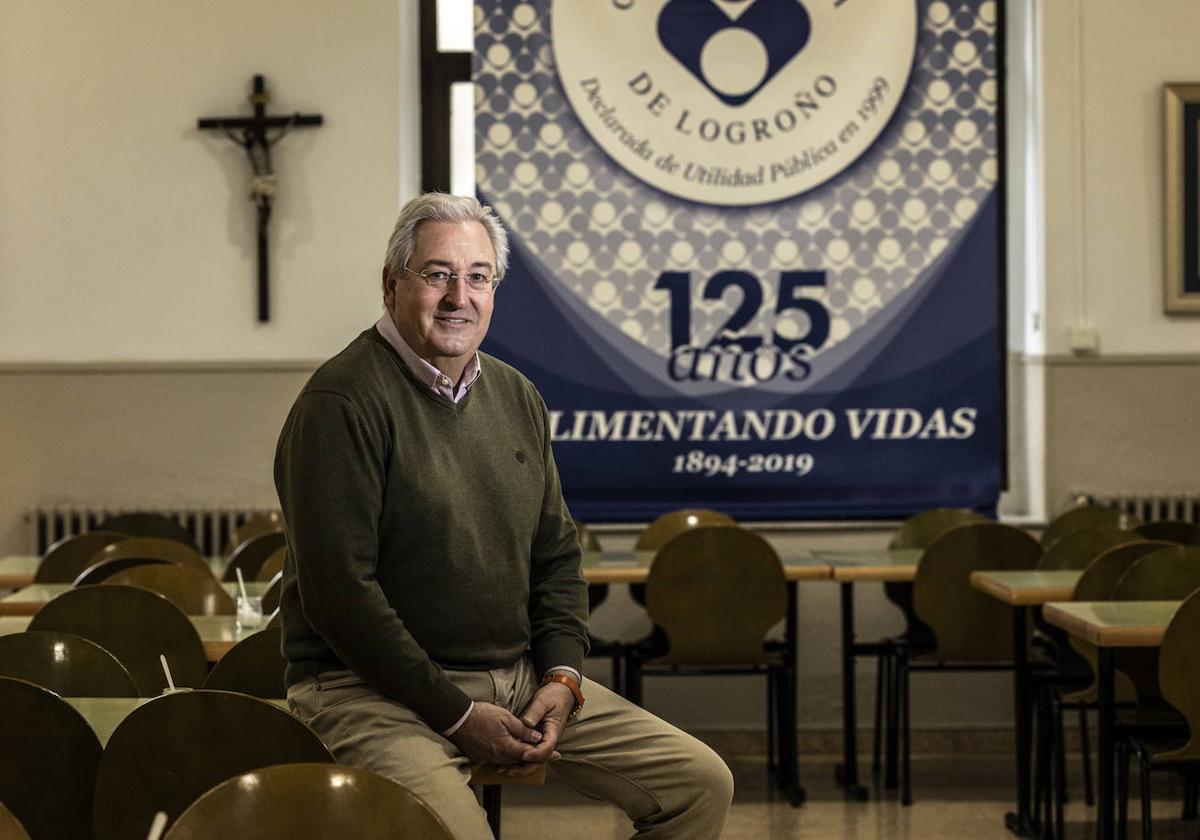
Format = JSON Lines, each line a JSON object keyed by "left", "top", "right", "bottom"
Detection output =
{"left": 198, "top": 75, "right": 323, "bottom": 322}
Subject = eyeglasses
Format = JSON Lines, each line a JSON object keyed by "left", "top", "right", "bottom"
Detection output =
{"left": 401, "top": 265, "right": 497, "bottom": 292}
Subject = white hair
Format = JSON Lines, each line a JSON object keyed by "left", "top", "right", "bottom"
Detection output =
{"left": 383, "top": 192, "right": 510, "bottom": 286}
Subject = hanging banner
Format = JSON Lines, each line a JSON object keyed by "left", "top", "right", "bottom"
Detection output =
{"left": 477, "top": 0, "right": 1004, "bottom": 521}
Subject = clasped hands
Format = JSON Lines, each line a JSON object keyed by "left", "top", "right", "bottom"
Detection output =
{"left": 447, "top": 681, "right": 575, "bottom": 776}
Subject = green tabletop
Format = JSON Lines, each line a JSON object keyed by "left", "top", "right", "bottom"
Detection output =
{"left": 0, "top": 613, "right": 263, "bottom": 662}
{"left": 970, "top": 570, "right": 1081, "bottom": 606}
{"left": 818, "top": 548, "right": 924, "bottom": 583}
{"left": 0, "top": 581, "right": 270, "bottom": 616}
{"left": 0, "top": 555, "right": 39, "bottom": 588}
{"left": 1042, "top": 600, "right": 1180, "bottom": 647}
{"left": 580, "top": 550, "right": 831, "bottom": 583}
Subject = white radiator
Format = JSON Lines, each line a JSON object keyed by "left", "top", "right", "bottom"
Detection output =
{"left": 25, "top": 506, "right": 278, "bottom": 555}
{"left": 1081, "top": 493, "right": 1200, "bottom": 524}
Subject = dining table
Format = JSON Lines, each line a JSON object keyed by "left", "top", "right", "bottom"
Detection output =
{"left": 0, "top": 580, "right": 271, "bottom": 617}
{"left": 970, "top": 569, "right": 1083, "bottom": 837}
{"left": 1042, "top": 600, "right": 1179, "bottom": 840}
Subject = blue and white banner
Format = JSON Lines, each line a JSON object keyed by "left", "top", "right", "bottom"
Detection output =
{"left": 477, "top": 0, "right": 1004, "bottom": 521}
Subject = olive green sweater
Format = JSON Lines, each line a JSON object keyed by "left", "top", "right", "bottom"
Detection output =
{"left": 274, "top": 328, "right": 588, "bottom": 732}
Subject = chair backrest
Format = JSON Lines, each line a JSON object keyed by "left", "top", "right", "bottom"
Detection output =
{"left": 256, "top": 546, "right": 287, "bottom": 582}
{"left": 0, "top": 676, "right": 103, "bottom": 840}
{"left": 1113, "top": 545, "right": 1200, "bottom": 600}
{"left": 107, "top": 563, "right": 236, "bottom": 616}
{"left": 644, "top": 525, "right": 786, "bottom": 665}
{"left": 225, "top": 511, "right": 286, "bottom": 556}
{"left": 202, "top": 626, "right": 286, "bottom": 698}
{"left": 1037, "top": 527, "right": 1141, "bottom": 571}
{"left": 1071, "top": 541, "right": 1177, "bottom": 601}
{"left": 73, "top": 555, "right": 173, "bottom": 586}
{"left": 33, "top": 531, "right": 128, "bottom": 583}
{"left": 93, "top": 690, "right": 336, "bottom": 840}
{"left": 97, "top": 536, "right": 212, "bottom": 575}
{"left": 261, "top": 572, "right": 283, "bottom": 615}
{"left": 95, "top": 511, "right": 199, "bottom": 550}
{"left": 913, "top": 522, "right": 1043, "bottom": 661}
{"left": 1041, "top": 504, "right": 1138, "bottom": 548}
{"left": 0, "top": 630, "right": 137, "bottom": 697}
{"left": 29, "top": 585, "right": 208, "bottom": 695}
{"left": 574, "top": 518, "right": 601, "bottom": 551}
{"left": 887, "top": 508, "right": 989, "bottom": 550}
{"left": 162, "top": 763, "right": 453, "bottom": 840}
{"left": 0, "top": 801, "right": 30, "bottom": 840}
{"left": 635, "top": 509, "right": 735, "bottom": 551}
{"left": 1157, "top": 589, "right": 1200, "bottom": 760}
{"left": 1135, "top": 520, "right": 1200, "bottom": 546}
{"left": 222, "top": 530, "right": 287, "bottom": 583}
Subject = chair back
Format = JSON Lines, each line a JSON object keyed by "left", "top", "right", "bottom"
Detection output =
{"left": 574, "top": 518, "right": 601, "bottom": 551}
{"left": 223, "top": 530, "right": 287, "bottom": 583}
{"left": 225, "top": 511, "right": 285, "bottom": 555}
{"left": 913, "top": 522, "right": 1042, "bottom": 662}
{"left": 0, "top": 801, "right": 30, "bottom": 840}
{"left": 644, "top": 525, "right": 786, "bottom": 666}
{"left": 93, "top": 690, "right": 336, "bottom": 840}
{"left": 256, "top": 546, "right": 286, "bottom": 582}
{"left": 1037, "top": 527, "right": 1140, "bottom": 570}
{"left": 73, "top": 555, "right": 173, "bottom": 586}
{"left": 29, "top": 585, "right": 208, "bottom": 695}
{"left": 1072, "top": 542, "right": 1177, "bottom": 601}
{"left": 887, "top": 508, "right": 988, "bottom": 550}
{"left": 1134, "top": 520, "right": 1200, "bottom": 546}
{"left": 635, "top": 509, "right": 735, "bottom": 550}
{"left": 95, "top": 511, "right": 199, "bottom": 550}
{"left": 1157, "top": 589, "right": 1200, "bottom": 761}
{"left": 202, "top": 626, "right": 286, "bottom": 698}
{"left": 33, "top": 531, "right": 127, "bottom": 583}
{"left": 0, "top": 676, "right": 102, "bottom": 840}
{"left": 162, "top": 763, "right": 453, "bottom": 840}
{"left": 261, "top": 572, "right": 283, "bottom": 614}
{"left": 1041, "top": 504, "right": 1138, "bottom": 548}
{"left": 1113, "top": 545, "right": 1200, "bottom": 601}
{"left": 107, "top": 563, "right": 236, "bottom": 616}
{"left": 97, "top": 536, "right": 211, "bottom": 574}
{"left": 0, "top": 630, "right": 137, "bottom": 697}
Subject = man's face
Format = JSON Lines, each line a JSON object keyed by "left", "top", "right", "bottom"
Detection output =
{"left": 383, "top": 219, "right": 497, "bottom": 380}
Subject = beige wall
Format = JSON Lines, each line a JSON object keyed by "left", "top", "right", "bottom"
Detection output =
{"left": 0, "top": 0, "right": 400, "bottom": 362}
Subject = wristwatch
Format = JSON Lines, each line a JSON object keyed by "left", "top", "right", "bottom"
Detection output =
{"left": 542, "top": 672, "right": 585, "bottom": 718}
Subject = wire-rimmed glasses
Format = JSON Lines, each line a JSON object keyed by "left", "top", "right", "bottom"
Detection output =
{"left": 402, "top": 265, "right": 497, "bottom": 292}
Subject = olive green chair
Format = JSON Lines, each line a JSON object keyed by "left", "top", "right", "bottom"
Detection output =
{"left": 874, "top": 508, "right": 989, "bottom": 783}
{"left": 72, "top": 555, "right": 174, "bottom": 586}
{"left": 0, "top": 630, "right": 137, "bottom": 697}
{"left": 222, "top": 530, "right": 287, "bottom": 583}
{"left": 107, "top": 563, "right": 236, "bottom": 616}
{"left": 894, "top": 522, "right": 1043, "bottom": 804}
{"left": 625, "top": 525, "right": 803, "bottom": 802}
{"left": 224, "top": 510, "right": 285, "bottom": 556}
{"left": 627, "top": 508, "right": 737, "bottom": 626}
{"left": 1038, "top": 528, "right": 1141, "bottom": 571}
{"left": 92, "top": 689, "right": 336, "bottom": 840}
{"left": 96, "top": 536, "right": 212, "bottom": 575}
{"left": 1135, "top": 520, "right": 1200, "bottom": 546}
{"left": 95, "top": 511, "right": 199, "bottom": 551}
{"left": 202, "top": 626, "right": 286, "bottom": 698}
{"left": 0, "top": 676, "right": 103, "bottom": 840}
{"left": 29, "top": 585, "right": 208, "bottom": 696}
{"left": 1041, "top": 504, "right": 1139, "bottom": 550}
{"left": 162, "top": 763, "right": 454, "bottom": 840}
{"left": 32, "top": 531, "right": 127, "bottom": 583}
{"left": 0, "top": 801, "right": 30, "bottom": 840}
{"left": 256, "top": 545, "right": 287, "bottom": 582}
{"left": 1118, "top": 588, "right": 1200, "bottom": 840}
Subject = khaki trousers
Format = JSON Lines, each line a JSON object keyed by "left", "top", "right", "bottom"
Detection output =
{"left": 288, "top": 657, "right": 733, "bottom": 839}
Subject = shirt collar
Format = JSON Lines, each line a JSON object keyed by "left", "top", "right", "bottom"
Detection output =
{"left": 375, "top": 313, "right": 481, "bottom": 403}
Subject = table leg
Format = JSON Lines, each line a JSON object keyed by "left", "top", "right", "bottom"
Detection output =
{"left": 782, "top": 582, "right": 805, "bottom": 805}
{"left": 1004, "top": 604, "right": 1036, "bottom": 837}
{"left": 1097, "top": 647, "right": 1115, "bottom": 840}
{"left": 834, "top": 581, "right": 870, "bottom": 800}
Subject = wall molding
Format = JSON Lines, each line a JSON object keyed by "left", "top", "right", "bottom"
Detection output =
{"left": 0, "top": 360, "right": 323, "bottom": 375}
{"left": 1043, "top": 353, "right": 1200, "bottom": 367}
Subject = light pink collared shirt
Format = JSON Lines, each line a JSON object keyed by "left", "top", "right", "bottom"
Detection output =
{"left": 374, "top": 313, "right": 583, "bottom": 735}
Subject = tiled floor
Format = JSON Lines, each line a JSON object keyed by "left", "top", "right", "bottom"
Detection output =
{"left": 499, "top": 748, "right": 1197, "bottom": 839}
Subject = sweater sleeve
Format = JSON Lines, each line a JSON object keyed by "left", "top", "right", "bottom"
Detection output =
{"left": 275, "top": 389, "right": 472, "bottom": 732}
{"left": 526, "top": 388, "right": 590, "bottom": 677}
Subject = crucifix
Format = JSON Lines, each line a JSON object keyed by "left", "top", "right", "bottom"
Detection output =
{"left": 198, "top": 74, "right": 323, "bottom": 322}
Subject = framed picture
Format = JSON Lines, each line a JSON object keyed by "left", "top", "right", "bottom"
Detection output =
{"left": 1164, "top": 83, "right": 1200, "bottom": 313}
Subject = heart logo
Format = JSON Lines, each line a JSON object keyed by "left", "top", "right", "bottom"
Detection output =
{"left": 657, "top": 0, "right": 812, "bottom": 107}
